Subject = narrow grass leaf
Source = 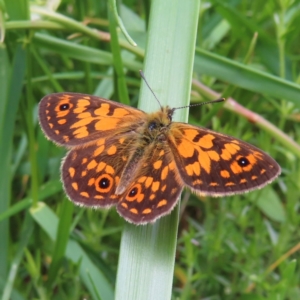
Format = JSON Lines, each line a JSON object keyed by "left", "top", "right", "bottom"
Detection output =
{"left": 110, "top": 0, "right": 137, "bottom": 46}
{"left": 47, "top": 198, "right": 74, "bottom": 286}
{"left": 0, "top": 180, "right": 61, "bottom": 223}
{"left": 195, "top": 49, "right": 300, "bottom": 106}
{"left": 250, "top": 189, "right": 286, "bottom": 222}
{"left": 2, "top": 213, "right": 34, "bottom": 300}
{"left": 33, "top": 33, "right": 142, "bottom": 71}
{"left": 0, "top": 45, "right": 26, "bottom": 279}
{"left": 108, "top": 1, "right": 130, "bottom": 105}
{"left": 30, "top": 202, "right": 114, "bottom": 300}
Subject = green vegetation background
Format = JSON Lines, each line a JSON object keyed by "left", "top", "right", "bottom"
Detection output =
{"left": 0, "top": 0, "right": 299, "bottom": 299}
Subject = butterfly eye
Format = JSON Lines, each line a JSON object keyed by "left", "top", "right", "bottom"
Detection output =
{"left": 148, "top": 122, "right": 157, "bottom": 131}
{"left": 237, "top": 157, "right": 250, "bottom": 167}
{"left": 59, "top": 103, "right": 70, "bottom": 111}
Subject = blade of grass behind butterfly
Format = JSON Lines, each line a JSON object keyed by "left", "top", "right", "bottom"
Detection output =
{"left": 0, "top": 0, "right": 29, "bottom": 283}
{"left": 1, "top": 212, "right": 34, "bottom": 300}
{"left": 0, "top": 45, "right": 26, "bottom": 280}
{"left": 194, "top": 48, "right": 300, "bottom": 107}
{"left": 30, "top": 202, "right": 114, "bottom": 300}
{"left": 108, "top": 0, "right": 130, "bottom": 105}
{"left": 46, "top": 198, "right": 74, "bottom": 288}
{"left": 33, "top": 33, "right": 143, "bottom": 72}
{"left": 0, "top": 46, "right": 11, "bottom": 284}
{"left": 115, "top": 1, "right": 200, "bottom": 299}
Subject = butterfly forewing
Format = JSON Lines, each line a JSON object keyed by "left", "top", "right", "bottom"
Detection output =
{"left": 39, "top": 92, "right": 146, "bottom": 146}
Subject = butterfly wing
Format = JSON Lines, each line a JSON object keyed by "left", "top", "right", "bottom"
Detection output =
{"left": 39, "top": 92, "right": 146, "bottom": 146}
{"left": 116, "top": 145, "right": 183, "bottom": 224}
{"left": 61, "top": 133, "right": 139, "bottom": 207}
{"left": 168, "top": 123, "right": 281, "bottom": 196}
{"left": 39, "top": 92, "right": 147, "bottom": 208}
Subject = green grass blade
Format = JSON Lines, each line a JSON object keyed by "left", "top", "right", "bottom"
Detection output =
{"left": 30, "top": 202, "right": 114, "bottom": 300}
{"left": 195, "top": 49, "right": 300, "bottom": 106}
{"left": 1, "top": 213, "right": 34, "bottom": 300}
{"left": 25, "top": 46, "right": 39, "bottom": 209}
{"left": 108, "top": 1, "right": 130, "bottom": 105}
{"left": 47, "top": 198, "right": 74, "bottom": 286}
{"left": 0, "top": 180, "right": 61, "bottom": 223}
{"left": 0, "top": 44, "right": 26, "bottom": 279}
{"left": 33, "top": 33, "right": 142, "bottom": 71}
{"left": 115, "top": 1, "right": 200, "bottom": 299}
{"left": 110, "top": 0, "right": 137, "bottom": 46}
{"left": 0, "top": 47, "right": 10, "bottom": 281}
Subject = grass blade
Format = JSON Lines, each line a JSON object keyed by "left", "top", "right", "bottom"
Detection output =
{"left": 0, "top": 45, "right": 26, "bottom": 279}
{"left": 2, "top": 213, "right": 34, "bottom": 300}
{"left": 115, "top": 1, "right": 200, "bottom": 299}
{"left": 30, "top": 202, "right": 114, "bottom": 300}
{"left": 195, "top": 49, "right": 300, "bottom": 106}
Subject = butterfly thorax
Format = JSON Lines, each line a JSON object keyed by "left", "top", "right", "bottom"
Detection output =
{"left": 115, "top": 107, "right": 175, "bottom": 195}
{"left": 142, "top": 106, "right": 175, "bottom": 142}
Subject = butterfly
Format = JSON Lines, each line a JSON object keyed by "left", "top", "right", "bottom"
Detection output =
{"left": 38, "top": 92, "right": 281, "bottom": 224}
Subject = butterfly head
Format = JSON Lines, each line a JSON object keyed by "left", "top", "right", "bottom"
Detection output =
{"left": 142, "top": 106, "right": 175, "bottom": 142}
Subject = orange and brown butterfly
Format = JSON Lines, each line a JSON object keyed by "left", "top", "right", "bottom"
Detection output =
{"left": 38, "top": 92, "right": 281, "bottom": 224}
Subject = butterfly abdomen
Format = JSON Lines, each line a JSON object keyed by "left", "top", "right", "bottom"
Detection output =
{"left": 116, "top": 146, "right": 145, "bottom": 195}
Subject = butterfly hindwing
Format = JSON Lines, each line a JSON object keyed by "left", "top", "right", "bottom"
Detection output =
{"left": 117, "top": 145, "right": 183, "bottom": 224}
{"left": 62, "top": 134, "right": 137, "bottom": 207}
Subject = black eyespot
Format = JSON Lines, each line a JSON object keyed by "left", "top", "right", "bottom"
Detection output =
{"left": 237, "top": 157, "right": 250, "bottom": 167}
{"left": 59, "top": 104, "right": 69, "bottom": 111}
{"left": 128, "top": 187, "right": 138, "bottom": 198}
{"left": 149, "top": 122, "right": 157, "bottom": 131}
{"left": 95, "top": 175, "right": 113, "bottom": 193}
{"left": 99, "top": 177, "right": 110, "bottom": 188}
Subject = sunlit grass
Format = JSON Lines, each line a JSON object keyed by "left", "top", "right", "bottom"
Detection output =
{"left": 0, "top": 1, "right": 299, "bottom": 299}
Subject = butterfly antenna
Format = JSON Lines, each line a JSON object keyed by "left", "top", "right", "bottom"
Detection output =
{"left": 174, "top": 98, "right": 225, "bottom": 110}
{"left": 140, "top": 70, "right": 163, "bottom": 109}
